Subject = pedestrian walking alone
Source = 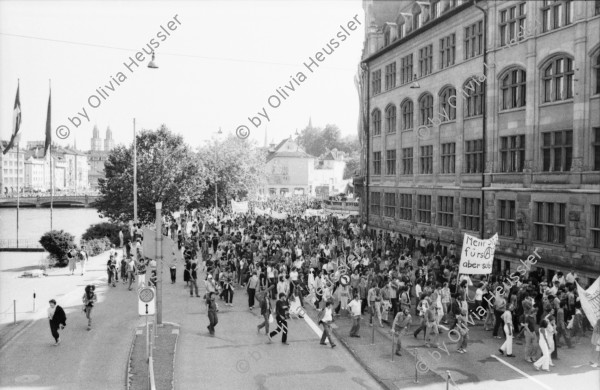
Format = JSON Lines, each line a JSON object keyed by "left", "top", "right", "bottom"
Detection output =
{"left": 67, "top": 249, "right": 78, "bottom": 275}
{"left": 82, "top": 285, "right": 97, "bottom": 330}
{"left": 206, "top": 292, "right": 218, "bottom": 336}
{"left": 47, "top": 299, "right": 66, "bottom": 345}
{"left": 268, "top": 293, "right": 290, "bottom": 345}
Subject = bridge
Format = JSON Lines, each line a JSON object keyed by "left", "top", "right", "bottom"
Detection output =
{"left": 0, "top": 195, "right": 99, "bottom": 208}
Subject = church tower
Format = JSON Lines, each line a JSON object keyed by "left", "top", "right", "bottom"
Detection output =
{"left": 91, "top": 125, "right": 103, "bottom": 151}
{"left": 104, "top": 126, "right": 114, "bottom": 151}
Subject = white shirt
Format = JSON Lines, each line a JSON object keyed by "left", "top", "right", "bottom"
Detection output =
{"left": 290, "top": 270, "right": 298, "bottom": 281}
{"left": 348, "top": 299, "right": 361, "bottom": 316}
{"left": 322, "top": 308, "right": 333, "bottom": 323}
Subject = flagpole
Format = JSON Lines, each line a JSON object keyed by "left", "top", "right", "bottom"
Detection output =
{"left": 16, "top": 141, "right": 20, "bottom": 248}
{"left": 49, "top": 79, "right": 53, "bottom": 231}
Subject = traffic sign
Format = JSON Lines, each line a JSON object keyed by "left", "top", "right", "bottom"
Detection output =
{"left": 138, "top": 287, "right": 156, "bottom": 315}
{"left": 340, "top": 275, "right": 350, "bottom": 286}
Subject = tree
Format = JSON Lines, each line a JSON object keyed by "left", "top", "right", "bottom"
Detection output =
{"left": 296, "top": 124, "right": 359, "bottom": 158}
{"left": 39, "top": 230, "right": 76, "bottom": 267}
{"left": 96, "top": 125, "right": 207, "bottom": 223}
{"left": 343, "top": 151, "right": 360, "bottom": 179}
{"left": 196, "top": 135, "right": 266, "bottom": 207}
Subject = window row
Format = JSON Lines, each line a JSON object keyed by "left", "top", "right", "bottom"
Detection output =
{"left": 372, "top": 53, "right": 584, "bottom": 120}
{"left": 371, "top": 129, "right": 600, "bottom": 175}
{"left": 370, "top": 196, "right": 600, "bottom": 248}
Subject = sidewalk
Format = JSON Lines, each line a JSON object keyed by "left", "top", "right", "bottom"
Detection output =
{"left": 0, "top": 250, "right": 144, "bottom": 390}
{"left": 311, "top": 305, "right": 600, "bottom": 390}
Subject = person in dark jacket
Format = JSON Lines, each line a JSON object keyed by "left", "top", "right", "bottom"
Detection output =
{"left": 268, "top": 293, "right": 290, "bottom": 345}
{"left": 47, "top": 299, "right": 66, "bottom": 345}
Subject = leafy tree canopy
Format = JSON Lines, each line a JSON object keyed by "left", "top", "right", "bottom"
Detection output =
{"left": 96, "top": 125, "right": 207, "bottom": 223}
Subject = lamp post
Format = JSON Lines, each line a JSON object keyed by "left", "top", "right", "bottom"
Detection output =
{"left": 133, "top": 52, "right": 160, "bottom": 224}
{"left": 214, "top": 128, "right": 223, "bottom": 210}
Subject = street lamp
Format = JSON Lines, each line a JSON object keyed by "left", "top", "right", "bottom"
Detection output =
{"left": 133, "top": 52, "right": 160, "bottom": 224}
{"left": 214, "top": 128, "right": 223, "bottom": 210}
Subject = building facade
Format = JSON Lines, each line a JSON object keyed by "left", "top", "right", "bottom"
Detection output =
{"left": 262, "top": 138, "right": 348, "bottom": 197}
{"left": 0, "top": 142, "right": 24, "bottom": 195}
{"left": 357, "top": 0, "right": 600, "bottom": 284}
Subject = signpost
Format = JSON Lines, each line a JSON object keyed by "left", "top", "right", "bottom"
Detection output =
{"left": 138, "top": 286, "right": 155, "bottom": 359}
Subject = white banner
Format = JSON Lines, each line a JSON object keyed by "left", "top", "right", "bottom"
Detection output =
{"left": 254, "top": 207, "right": 271, "bottom": 216}
{"left": 458, "top": 233, "right": 499, "bottom": 275}
{"left": 231, "top": 200, "right": 249, "bottom": 214}
{"left": 577, "top": 277, "right": 600, "bottom": 325}
{"left": 271, "top": 211, "right": 288, "bottom": 219}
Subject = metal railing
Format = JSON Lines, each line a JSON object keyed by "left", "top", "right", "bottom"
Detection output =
{"left": 0, "top": 239, "right": 43, "bottom": 249}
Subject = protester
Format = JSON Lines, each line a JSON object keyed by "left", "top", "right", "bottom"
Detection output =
{"left": 47, "top": 299, "right": 67, "bottom": 345}
{"left": 534, "top": 319, "right": 551, "bottom": 371}
{"left": 392, "top": 307, "right": 412, "bottom": 356}
{"left": 206, "top": 292, "right": 218, "bottom": 336}
{"left": 268, "top": 293, "right": 290, "bottom": 345}
{"left": 82, "top": 285, "right": 97, "bottom": 330}
{"left": 318, "top": 301, "right": 336, "bottom": 348}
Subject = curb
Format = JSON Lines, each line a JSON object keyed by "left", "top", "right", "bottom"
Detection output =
{"left": 330, "top": 325, "right": 393, "bottom": 390}
{"left": 125, "top": 327, "right": 137, "bottom": 390}
{"left": 170, "top": 326, "right": 179, "bottom": 390}
{"left": 0, "top": 320, "right": 34, "bottom": 354}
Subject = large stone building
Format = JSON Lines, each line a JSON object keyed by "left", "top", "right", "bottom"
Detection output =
{"left": 355, "top": 0, "right": 600, "bottom": 284}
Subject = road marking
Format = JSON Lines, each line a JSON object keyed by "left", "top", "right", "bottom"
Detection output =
{"left": 491, "top": 354, "right": 554, "bottom": 390}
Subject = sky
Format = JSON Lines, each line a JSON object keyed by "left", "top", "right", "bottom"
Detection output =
{"left": 0, "top": 0, "right": 365, "bottom": 151}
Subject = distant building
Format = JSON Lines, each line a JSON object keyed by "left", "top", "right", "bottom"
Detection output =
{"left": 0, "top": 142, "right": 24, "bottom": 195}
{"left": 262, "top": 137, "right": 347, "bottom": 197}
{"left": 87, "top": 126, "right": 114, "bottom": 189}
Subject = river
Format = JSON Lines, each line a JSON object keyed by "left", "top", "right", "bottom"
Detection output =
{"left": 0, "top": 208, "right": 106, "bottom": 244}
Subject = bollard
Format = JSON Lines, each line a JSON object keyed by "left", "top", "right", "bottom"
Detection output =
{"left": 391, "top": 331, "right": 395, "bottom": 362}
{"left": 446, "top": 370, "right": 450, "bottom": 390}
{"left": 13, "top": 300, "right": 16, "bottom": 325}
{"left": 33, "top": 291, "right": 36, "bottom": 313}
{"left": 371, "top": 320, "right": 375, "bottom": 344}
{"left": 414, "top": 348, "right": 419, "bottom": 384}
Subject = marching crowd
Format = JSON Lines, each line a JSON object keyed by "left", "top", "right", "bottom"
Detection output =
{"left": 47, "top": 196, "right": 600, "bottom": 372}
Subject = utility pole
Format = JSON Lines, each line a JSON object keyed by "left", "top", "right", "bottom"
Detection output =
{"left": 155, "top": 202, "right": 163, "bottom": 324}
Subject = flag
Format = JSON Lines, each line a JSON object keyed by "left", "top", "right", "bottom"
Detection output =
{"left": 3, "top": 82, "right": 22, "bottom": 155}
{"left": 43, "top": 87, "right": 51, "bottom": 157}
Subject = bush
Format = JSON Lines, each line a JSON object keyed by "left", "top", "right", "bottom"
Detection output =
{"left": 83, "top": 237, "right": 112, "bottom": 256}
{"left": 39, "top": 230, "right": 76, "bottom": 267}
{"left": 82, "top": 222, "right": 131, "bottom": 246}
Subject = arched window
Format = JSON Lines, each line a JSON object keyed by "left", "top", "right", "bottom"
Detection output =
{"left": 463, "top": 78, "right": 484, "bottom": 117}
{"left": 593, "top": 51, "right": 600, "bottom": 95}
{"left": 439, "top": 87, "right": 456, "bottom": 121}
{"left": 419, "top": 94, "right": 434, "bottom": 125}
{"left": 385, "top": 105, "right": 397, "bottom": 133}
{"left": 413, "top": 6, "right": 422, "bottom": 30}
{"left": 542, "top": 55, "right": 573, "bottom": 103}
{"left": 372, "top": 109, "right": 381, "bottom": 136}
{"left": 401, "top": 99, "right": 413, "bottom": 130}
{"left": 500, "top": 68, "right": 526, "bottom": 109}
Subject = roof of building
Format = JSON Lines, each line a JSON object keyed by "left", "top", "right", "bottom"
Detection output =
{"left": 266, "top": 137, "right": 315, "bottom": 162}
{"left": 320, "top": 148, "right": 345, "bottom": 161}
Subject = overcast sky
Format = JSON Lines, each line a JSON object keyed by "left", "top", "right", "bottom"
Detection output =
{"left": 0, "top": 0, "right": 364, "bottom": 150}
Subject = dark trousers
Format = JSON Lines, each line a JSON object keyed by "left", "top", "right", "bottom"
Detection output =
{"left": 350, "top": 315, "right": 361, "bottom": 336}
{"left": 49, "top": 321, "right": 60, "bottom": 342}
{"left": 108, "top": 271, "right": 115, "bottom": 286}
{"left": 268, "top": 279, "right": 277, "bottom": 299}
{"left": 208, "top": 311, "right": 218, "bottom": 334}
{"left": 190, "top": 280, "right": 199, "bottom": 296}
{"left": 414, "top": 317, "right": 427, "bottom": 338}
{"left": 556, "top": 326, "right": 572, "bottom": 348}
{"left": 257, "top": 313, "right": 270, "bottom": 334}
{"left": 320, "top": 323, "right": 334, "bottom": 344}
{"left": 270, "top": 318, "right": 288, "bottom": 343}
{"left": 248, "top": 288, "right": 256, "bottom": 308}
{"left": 391, "top": 298, "right": 399, "bottom": 319}
{"left": 551, "top": 333, "right": 558, "bottom": 359}
{"left": 170, "top": 267, "right": 176, "bottom": 283}
{"left": 224, "top": 288, "right": 234, "bottom": 304}
{"left": 493, "top": 310, "right": 504, "bottom": 337}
